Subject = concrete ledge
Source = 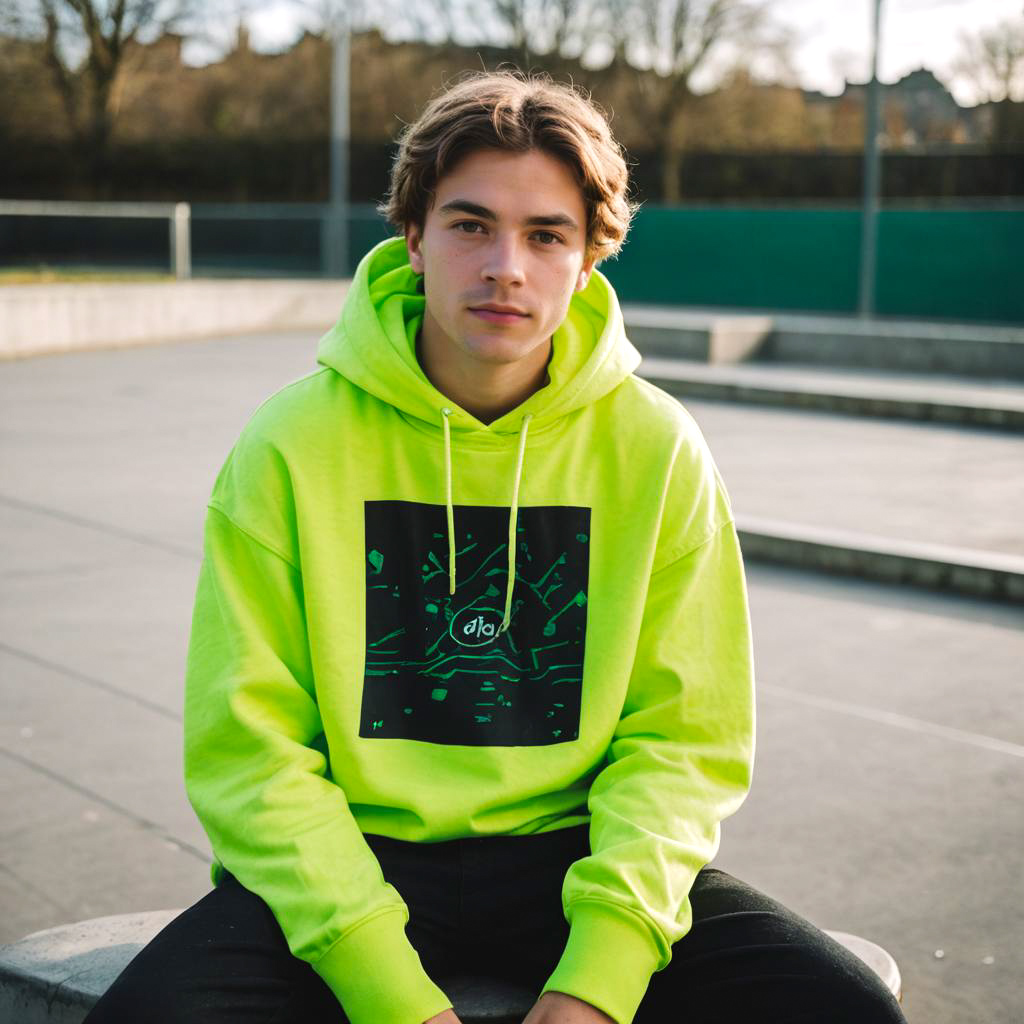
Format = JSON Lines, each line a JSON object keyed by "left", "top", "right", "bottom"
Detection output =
{"left": 7, "top": 287, "right": 1019, "bottom": 379}
{"left": 827, "top": 931, "right": 902, "bottom": 1004}
{"left": 0, "top": 911, "right": 182, "bottom": 1024}
{"left": 0, "top": 911, "right": 534, "bottom": 1024}
{"left": 642, "top": 358, "right": 1024, "bottom": 431}
{"left": 737, "top": 515, "right": 1024, "bottom": 604}
{"left": 0, "top": 280, "right": 348, "bottom": 360}
{"left": 768, "top": 317, "right": 1024, "bottom": 379}
{"left": 0, "top": 910, "right": 901, "bottom": 1023}
{"left": 709, "top": 316, "right": 773, "bottom": 364}
{"left": 623, "top": 306, "right": 1024, "bottom": 379}
{"left": 623, "top": 310, "right": 774, "bottom": 364}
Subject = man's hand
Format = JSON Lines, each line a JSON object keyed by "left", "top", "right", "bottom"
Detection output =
{"left": 521, "top": 991, "right": 616, "bottom": 1024}
{"left": 423, "top": 1010, "right": 462, "bottom": 1023}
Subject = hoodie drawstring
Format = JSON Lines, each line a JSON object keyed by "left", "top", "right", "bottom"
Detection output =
{"left": 501, "top": 413, "right": 532, "bottom": 633}
{"left": 440, "top": 408, "right": 457, "bottom": 597}
{"left": 439, "top": 407, "right": 533, "bottom": 636}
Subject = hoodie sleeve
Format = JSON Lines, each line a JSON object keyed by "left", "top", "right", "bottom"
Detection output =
{"left": 539, "top": 507, "right": 756, "bottom": 1024}
{"left": 184, "top": 495, "right": 454, "bottom": 1024}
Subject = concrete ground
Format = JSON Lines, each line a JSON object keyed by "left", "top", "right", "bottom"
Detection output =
{"left": 2, "top": 331, "right": 1022, "bottom": 1024}
{"left": 682, "top": 398, "right": 1024, "bottom": 557}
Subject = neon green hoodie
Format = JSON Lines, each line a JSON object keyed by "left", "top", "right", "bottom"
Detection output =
{"left": 183, "top": 236, "right": 755, "bottom": 1024}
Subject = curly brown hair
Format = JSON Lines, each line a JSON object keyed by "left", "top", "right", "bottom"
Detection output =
{"left": 378, "top": 70, "right": 637, "bottom": 266}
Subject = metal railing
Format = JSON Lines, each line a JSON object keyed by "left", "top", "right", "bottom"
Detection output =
{"left": 0, "top": 200, "right": 381, "bottom": 279}
{"left": 0, "top": 199, "right": 192, "bottom": 278}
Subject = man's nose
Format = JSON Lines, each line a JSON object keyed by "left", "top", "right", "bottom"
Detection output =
{"left": 481, "top": 234, "right": 526, "bottom": 287}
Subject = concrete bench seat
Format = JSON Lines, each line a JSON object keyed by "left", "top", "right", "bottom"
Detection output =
{"left": 0, "top": 910, "right": 901, "bottom": 1023}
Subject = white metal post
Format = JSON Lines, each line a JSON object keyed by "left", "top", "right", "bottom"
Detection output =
{"left": 171, "top": 202, "right": 192, "bottom": 280}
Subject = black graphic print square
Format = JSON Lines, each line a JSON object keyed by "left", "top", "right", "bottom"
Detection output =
{"left": 362, "top": 500, "right": 591, "bottom": 746}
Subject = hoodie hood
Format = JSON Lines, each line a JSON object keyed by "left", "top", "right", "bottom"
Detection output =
{"left": 315, "top": 235, "right": 641, "bottom": 435}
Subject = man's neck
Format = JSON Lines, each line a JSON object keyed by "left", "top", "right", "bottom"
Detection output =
{"left": 415, "top": 318, "right": 552, "bottom": 426}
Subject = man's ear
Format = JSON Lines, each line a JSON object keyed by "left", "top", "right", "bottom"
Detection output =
{"left": 406, "top": 224, "right": 425, "bottom": 274}
{"left": 575, "top": 256, "right": 596, "bottom": 292}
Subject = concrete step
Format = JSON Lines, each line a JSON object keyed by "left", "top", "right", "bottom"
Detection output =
{"left": 0, "top": 910, "right": 533, "bottom": 1024}
{"left": 677, "top": 399, "right": 1024, "bottom": 604}
{"left": 638, "top": 358, "right": 1024, "bottom": 431}
{"left": 623, "top": 306, "right": 1024, "bottom": 379}
{"left": 737, "top": 516, "right": 1024, "bottom": 604}
{"left": 0, "top": 910, "right": 902, "bottom": 1023}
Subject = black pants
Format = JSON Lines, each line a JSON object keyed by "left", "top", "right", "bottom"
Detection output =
{"left": 84, "top": 824, "right": 906, "bottom": 1023}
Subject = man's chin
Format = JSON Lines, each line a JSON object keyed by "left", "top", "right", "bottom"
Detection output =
{"left": 460, "top": 334, "right": 549, "bottom": 367}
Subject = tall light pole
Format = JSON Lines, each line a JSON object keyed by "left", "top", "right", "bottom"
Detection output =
{"left": 858, "top": 0, "right": 885, "bottom": 317}
{"left": 324, "top": 4, "right": 350, "bottom": 278}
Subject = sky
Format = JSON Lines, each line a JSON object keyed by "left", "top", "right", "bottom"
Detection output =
{"left": 197, "top": 0, "right": 1023, "bottom": 107}
{"left": 760, "top": 0, "right": 1022, "bottom": 104}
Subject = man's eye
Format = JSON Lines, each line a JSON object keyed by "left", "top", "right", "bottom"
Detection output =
{"left": 455, "top": 221, "right": 484, "bottom": 234}
{"left": 533, "top": 231, "right": 562, "bottom": 245}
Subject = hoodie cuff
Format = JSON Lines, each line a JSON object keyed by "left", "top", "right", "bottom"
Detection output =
{"left": 312, "top": 908, "right": 453, "bottom": 1024}
{"left": 540, "top": 901, "right": 662, "bottom": 1024}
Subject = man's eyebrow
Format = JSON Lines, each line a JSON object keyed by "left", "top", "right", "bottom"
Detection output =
{"left": 437, "top": 199, "right": 579, "bottom": 231}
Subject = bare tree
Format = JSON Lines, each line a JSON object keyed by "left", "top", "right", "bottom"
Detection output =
{"left": 952, "top": 15, "right": 1024, "bottom": 144}
{"left": 490, "top": 0, "right": 531, "bottom": 56}
{"left": 286, "top": 0, "right": 388, "bottom": 37}
{"left": 417, "top": 0, "right": 615, "bottom": 72}
{"left": 376, "top": 0, "right": 473, "bottom": 45}
{"left": 3, "top": 0, "right": 207, "bottom": 167}
{"left": 498, "top": 0, "right": 617, "bottom": 67}
{"left": 953, "top": 15, "right": 1024, "bottom": 105}
{"left": 609, "top": 0, "right": 782, "bottom": 202}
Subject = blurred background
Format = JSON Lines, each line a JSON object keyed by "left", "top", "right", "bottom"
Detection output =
{"left": 0, "top": 0, "right": 1022, "bottom": 319}
{"left": 1, "top": 4, "right": 1022, "bottom": 1024}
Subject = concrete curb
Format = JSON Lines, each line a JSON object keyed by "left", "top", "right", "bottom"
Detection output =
{"left": 0, "top": 911, "right": 901, "bottom": 1023}
{"left": 768, "top": 316, "right": 1024, "bottom": 379}
{"left": 0, "top": 280, "right": 348, "bottom": 360}
{"left": 642, "top": 363, "right": 1024, "bottom": 431}
{"left": 737, "top": 515, "right": 1024, "bottom": 604}
{"left": 0, "top": 911, "right": 181, "bottom": 1024}
{"left": 0, "top": 911, "right": 534, "bottom": 1024}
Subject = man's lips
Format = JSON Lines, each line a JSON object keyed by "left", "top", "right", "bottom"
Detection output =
{"left": 468, "top": 303, "right": 528, "bottom": 323}
{"left": 468, "top": 305, "right": 530, "bottom": 324}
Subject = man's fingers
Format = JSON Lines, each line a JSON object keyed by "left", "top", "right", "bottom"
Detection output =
{"left": 423, "top": 1010, "right": 462, "bottom": 1024}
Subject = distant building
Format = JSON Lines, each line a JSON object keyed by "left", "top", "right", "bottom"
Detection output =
{"left": 886, "top": 68, "right": 971, "bottom": 144}
{"left": 802, "top": 67, "right": 979, "bottom": 147}
{"left": 967, "top": 99, "right": 1024, "bottom": 145}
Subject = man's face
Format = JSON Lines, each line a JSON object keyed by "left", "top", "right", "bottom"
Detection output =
{"left": 405, "top": 147, "right": 595, "bottom": 373}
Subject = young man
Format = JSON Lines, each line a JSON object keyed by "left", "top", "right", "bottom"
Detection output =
{"left": 85, "top": 72, "right": 906, "bottom": 1024}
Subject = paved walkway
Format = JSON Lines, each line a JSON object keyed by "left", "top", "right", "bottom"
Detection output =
{"left": 2, "top": 331, "right": 1022, "bottom": 1024}
{"left": 679, "top": 398, "right": 1024, "bottom": 557}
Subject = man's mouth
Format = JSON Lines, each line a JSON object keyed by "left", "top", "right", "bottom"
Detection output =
{"left": 468, "top": 305, "right": 530, "bottom": 324}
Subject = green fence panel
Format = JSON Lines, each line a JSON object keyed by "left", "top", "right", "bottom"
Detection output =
{"left": 601, "top": 206, "right": 1023, "bottom": 324}
{"left": 875, "top": 209, "right": 1024, "bottom": 323}
{"left": 351, "top": 209, "right": 395, "bottom": 269}
{"left": 603, "top": 207, "right": 862, "bottom": 312}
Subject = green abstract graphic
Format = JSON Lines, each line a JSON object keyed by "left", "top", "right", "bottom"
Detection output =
{"left": 361, "top": 501, "right": 590, "bottom": 746}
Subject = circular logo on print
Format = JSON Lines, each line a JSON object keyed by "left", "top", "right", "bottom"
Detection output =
{"left": 449, "top": 607, "right": 504, "bottom": 648}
